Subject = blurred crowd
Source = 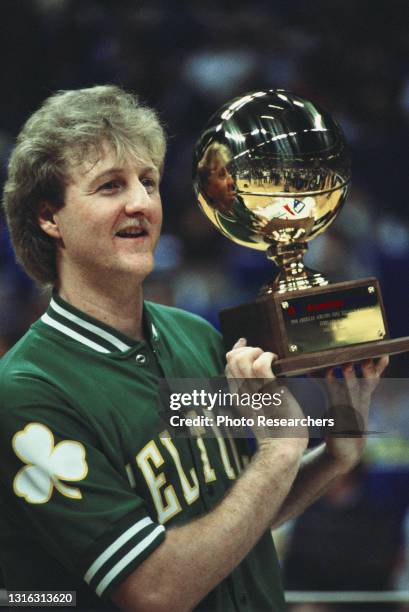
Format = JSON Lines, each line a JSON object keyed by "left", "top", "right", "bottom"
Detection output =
{"left": 1, "top": 0, "right": 409, "bottom": 606}
{"left": 1, "top": 0, "right": 409, "bottom": 354}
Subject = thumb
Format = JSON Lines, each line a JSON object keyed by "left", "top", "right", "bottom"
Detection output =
{"left": 232, "top": 337, "right": 247, "bottom": 349}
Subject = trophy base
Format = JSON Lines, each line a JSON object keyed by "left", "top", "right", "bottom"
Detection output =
{"left": 219, "top": 277, "right": 409, "bottom": 376}
{"left": 273, "top": 337, "right": 409, "bottom": 376}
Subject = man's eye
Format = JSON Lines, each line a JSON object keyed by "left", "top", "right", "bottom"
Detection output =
{"left": 141, "top": 177, "right": 156, "bottom": 192}
{"left": 98, "top": 180, "right": 121, "bottom": 192}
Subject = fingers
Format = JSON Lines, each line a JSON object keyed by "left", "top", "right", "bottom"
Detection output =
{"left": 361, "top": 355, "right": 389, "bottom": 378}
{"left": 231, "top": 337, "right": 247, "bottom": 350}
{"left": 324, "top": 354, "right": 390, "bottom": 381}
{"left": 226, "top": 339, "right": 277, "bottom": 379}
{"left": 252, "top": 351, "right": 276, "bottom": 378}
{"left": 325, "top": 363, "right": 357, "bottom": 382}
{"left": 225, "top": 338, "right": 250, "bottom": 379}
{"left": 341, "top": 363, "right": 362, "bottom": 412}
{"left": 227, "top": 347, "right": 263, "bottom": 378}
{"left": 376, "top": 355, "right": 389, "bottom": 376}
{"left": 324, "top": 355, "right": 389, "bottom": 430}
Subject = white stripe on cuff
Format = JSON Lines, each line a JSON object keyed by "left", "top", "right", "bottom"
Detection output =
{"left": 84, "top": 517, "right": 154, "bottom": 584}
{"left": 95, "top": 525, "right": 165, "bottom": 597}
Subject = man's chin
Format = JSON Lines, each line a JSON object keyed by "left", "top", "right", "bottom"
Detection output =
{"left": 95, "top": 255, "right": 154, "bottom": 284}
{"left": 125, "top": 255, "right": 155, "bottom": 279}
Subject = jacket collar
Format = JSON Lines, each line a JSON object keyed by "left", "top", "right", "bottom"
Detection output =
{"left": 41, "top": 293, "right": 159, "bottom": 354}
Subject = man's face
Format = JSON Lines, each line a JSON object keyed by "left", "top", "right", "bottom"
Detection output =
{"left": 49, "top": 143, "right": 162, "bottom": 285}
{"left": 205, "top": 160, "right": 236, "bottom": 211}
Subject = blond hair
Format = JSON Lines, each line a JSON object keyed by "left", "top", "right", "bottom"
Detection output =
{"left": 3, "top": 85, "right": 166, "bottom": 285}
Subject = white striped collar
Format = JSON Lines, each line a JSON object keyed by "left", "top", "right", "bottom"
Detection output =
{"left": 41, "top": 294, "right": 153, "bottom": 354}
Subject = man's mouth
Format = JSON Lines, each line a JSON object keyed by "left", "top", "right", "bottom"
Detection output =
{"left": 115, "top": 226, "right": 148, "bottom": 239}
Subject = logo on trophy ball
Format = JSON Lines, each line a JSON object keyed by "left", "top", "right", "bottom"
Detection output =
{"left": 193, "top": 89, "right": 409, "bottom": 376}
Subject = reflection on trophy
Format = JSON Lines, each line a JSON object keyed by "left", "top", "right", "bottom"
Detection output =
{"left": 193, "top": 90, "right": 409, "bottom": 375}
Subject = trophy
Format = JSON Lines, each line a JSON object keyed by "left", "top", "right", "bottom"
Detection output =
{"left": 193, "top": 90, "right": 409, "bottom": 375}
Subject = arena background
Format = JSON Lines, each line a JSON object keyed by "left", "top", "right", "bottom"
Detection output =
{"left": 1, "top": 1, "right": 409, "bottom": 609}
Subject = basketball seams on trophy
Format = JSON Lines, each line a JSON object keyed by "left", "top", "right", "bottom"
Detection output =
{"left": 193, "top": 89, "right": 409, "bottom": 376}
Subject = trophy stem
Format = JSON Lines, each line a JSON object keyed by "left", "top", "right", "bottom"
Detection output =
{"left": 260, "top": 242, "right": 328, "bottom": 295}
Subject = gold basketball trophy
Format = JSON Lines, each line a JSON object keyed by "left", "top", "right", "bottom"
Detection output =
{"left": 193, "top": 90, "right": 409, "bottom": 375}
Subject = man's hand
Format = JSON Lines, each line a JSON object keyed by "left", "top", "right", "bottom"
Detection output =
{"left": 225, "top": 337, "right": 273, "bottom": 379}
{"left": 265, "top": 355, "right": 389, "bottom": 530}
{"left": 225, "top": 337, "right": 277, "bottom": 406}
{"left": 323, "top": 356, "right": 389, "bottom": 472}
{"left": 225, "top": 338, "right": 308, "bottom": 452}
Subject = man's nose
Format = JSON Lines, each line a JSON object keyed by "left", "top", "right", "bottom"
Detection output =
{"left": 124, "top": 181, "right": 150, "bottom": 215}
{"left": 226, "top": 173, "right": 235, "bottom": 188}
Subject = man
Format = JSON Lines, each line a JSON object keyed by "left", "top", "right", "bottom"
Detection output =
{"left": 0, "top": 85, "right": 387, "bottom": 611}
{"left": 197, "top": 141, "right": 262, "bottom": 245}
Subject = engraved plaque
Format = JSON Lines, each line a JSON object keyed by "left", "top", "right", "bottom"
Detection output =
{"left": 282, "top": 283, "right": 386, "bottom": 353}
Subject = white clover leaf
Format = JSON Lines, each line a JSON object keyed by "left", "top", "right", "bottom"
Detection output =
{"left": 12, "top": 423, "right": 88, "bottom": 504}
{"left": 13, "top": 421, "right": 54, "bottom": 466}
{"left": 14, "top": 464, "right": 54, "bottom": 504}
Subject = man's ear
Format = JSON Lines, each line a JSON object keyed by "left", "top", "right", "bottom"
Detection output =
{"left": 38, "top": 202, "right": 62, "bottom": 239}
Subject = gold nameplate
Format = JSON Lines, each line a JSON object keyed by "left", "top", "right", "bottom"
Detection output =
{"left": 282, "top": 282, "right": 386, "bottom": 354}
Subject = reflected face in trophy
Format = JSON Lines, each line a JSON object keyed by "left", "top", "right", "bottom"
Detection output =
{"left": 205, "top": 161, "right": 236, "bottom": 212}
{"left": 198, "top": 143, "right": 237, "bottom": 213}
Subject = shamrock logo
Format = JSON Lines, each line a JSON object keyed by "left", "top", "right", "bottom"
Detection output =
{"left": 12, "top": 423, "right": 88, "bottom": 504}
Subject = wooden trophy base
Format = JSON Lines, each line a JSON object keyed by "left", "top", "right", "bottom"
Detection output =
{"left": 272, "top": 337, "right": 409, "bottom": 376}
{"left": 219, "top": 277, "right": 409, "bottom": 376}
